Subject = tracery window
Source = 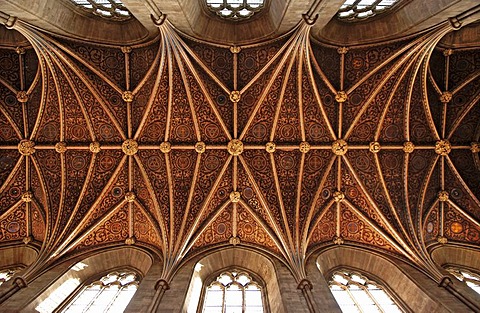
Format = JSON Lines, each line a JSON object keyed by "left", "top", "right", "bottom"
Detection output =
{"left": 202, "top": 270, "right": 264, "bottom": 313}
{"left": 329, "top": 270, "right": 403, "bottom": 312}
{"left": 0, "top": 267, "right": 21, "bottom": 286}
{"left": 60, "top": 271, "right": 139, "bottom": 313}
{"left": 337, "top": 0, "right": 400, "bottom": 21}
{"left": 68, "top": 0, "right": 131, "bottom": 20}
{"left": 446, "top": 267, "right": 480, "bottom": 295}
{"left": 206, "top": 0, "right": 265, "bottom": 20}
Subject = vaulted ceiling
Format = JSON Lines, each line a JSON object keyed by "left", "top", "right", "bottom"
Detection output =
{"left": 0, "top": 0, "right": 479, "bottom": 284}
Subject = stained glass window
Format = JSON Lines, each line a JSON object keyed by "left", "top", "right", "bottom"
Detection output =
{"left": 337, "top": 0, "right": 400, "bottom": 20}
{"left": 206, "top": 0, "right": 265, "bottom": 20}
{"left": 203, "top": 270, "right": 264, "bottom": 313}
{"left": 60, "top": 271, "right": 139, "bottom": 313}
{"left": 0, "top": 267, "right": 21, "bottom": 286}
{"left": 446, "top": 267, "right": 480, "bottom": 295}
{"left": 68, "top": 0, "right": 131, "bottom": 20}
{"left": 329, "top": 271, "right": 403, "bottom": 313}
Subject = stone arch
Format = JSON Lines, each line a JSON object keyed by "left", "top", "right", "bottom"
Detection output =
{"left": 0, "top": 245, "right": 38, "bottom": 290}
{"left": 431, "top": 245, "right": 480, "bottom": 271}
{"left": 308, "top": 246, "right": 470, "bottom": 312}
{"left": 313, "top": 0, "right": 480, "bottom": 45}
{"left": 183, "top": 247, "right": 282, "bottom": 313}
{"left": 0, "top": 245, "right": 38, "bottom": 270}
{"left": 199, "top": 266, "right": 268, "bottom": 313}
{"left": 431, "top": 245, "right": 480, "bottom": 306}
{"left": 0, "top": 0, "right": 153, "bottom": 44}
{"left": 149, "top": 0, "right": 300, "bottom": 45}
{"left": 2, "top": 246, "right": 155, "bottom": 312}
{"left": 152, "top": 246, "right": 309, "bottom": 313}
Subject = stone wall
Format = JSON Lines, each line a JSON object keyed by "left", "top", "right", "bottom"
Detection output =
{"left": 0, "top": 244, "right": 479, "bottom": 312}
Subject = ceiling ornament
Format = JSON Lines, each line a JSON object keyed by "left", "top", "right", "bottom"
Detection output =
{"left": 299, "top": 142, "right": 311, "bottom": 154}
{"left": 437, "top": 236, "right": 448, "bottom": 244}
{"left": 438, "top": 191, "right": 449, "bottom": 202}
{"left": 121, "top": 46, "right": 132, "bottom": 54}
{"left": 227, "top": 139, "right": 243, "bottom": 156}
{"left": 230, "top": 191, "right": 241, "bottom": 203}
{"left": 55, "top": 142, "right": 67, "bottom": 154}
{"left": 333, "top": 236, "right": 344, "bottom": 245}
{"left": 125, "top": 237, "right": 136, "bottom": 245}
{"left": 122, "top": 139, "right": 138, "bottom": 155}
{"left": 265, "top": 142, "right": 276, "bottom": 153}
{"left": 18, "top": 140, "right": 35, "bottom": 156}
{"left": 439, "top": 91, "right": 452, "bottom": 104}
{"left": 230, "top": 91, "right": 241, "bottom": 103}
{"left": 89, "top": 142, "right": 101, "bottom": 153}
{"left": 443, "top": 49, "right": 454, "bottom": 56}
{"left": 21, "top": 191, "right": 33, "bottom": 203}
{"left": 195, "top": 141, "right": 206, "bottom": 154}
{"left": 230, "top": 46, "right": 241, "bottom": 54}
{"left": 15, "top": 46, "right": 26, "bottom": 55}
{"left": 125, "top": 192, "right": 136, "bottom": 203}
{"left": 332, "top": 139, "right": 348, "bottom": 156}
{"left": 229, "top": 236, "right": 241, "bottom": 245}
{"left": 470, "top": 142, "right": 480, "bottom": 153}
{"left": 402, "top": 142, "right": 415, "bottom": 153}
{"left": 369, "top": 142, "right": 381, "bottom": 153}
{"left": 23, "top": 236, "right": 33, "bottom": 245}
{"left": 16, "top": 91, "right": 28, "bottom": 103}
{"left": 335, "top": 91, "right": 347, "bottom": 103}
{"left": 435, "top": 140, "right": 451, "bottom": 156}
{"left": 337, "top": 47, "right": 349, "bottom": 55}
{"left": 159, "top": 142, "right": 172, "bottom": 153}
{"left": 122, "top": 91, "right": 134, "bottom": 102}
{"left": 333, "top": 191, "right": 345, "bottom": 203}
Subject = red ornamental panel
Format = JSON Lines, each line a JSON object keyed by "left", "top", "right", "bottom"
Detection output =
{"left": 0, "top": 206, "right": 27, "bottom": 242}
{"left": 445, "top": 205, "right": 480, "bottom": 243}
{"left": 340, "top": 207, "right": 398, "bottom": 253}
{"left": 192, "top": 207, "right": 232, "bottom": 249}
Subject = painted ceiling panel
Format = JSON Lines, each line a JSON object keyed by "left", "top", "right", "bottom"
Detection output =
{"left": 0, "top": 16, "right": 478, "bottom": 285}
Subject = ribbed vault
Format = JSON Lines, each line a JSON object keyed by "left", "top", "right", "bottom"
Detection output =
{"left": 0, "top": 3, "right": 479, "bottom": 291}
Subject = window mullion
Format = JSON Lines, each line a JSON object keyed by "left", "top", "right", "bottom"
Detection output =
{"left": 203, "top": 270, "right": 263, "bottom": 313}
{"left": 222, "top": 284, "right": 226, "bottom": 313}
{"left": 330, "top": 271, "right": 403, "bottom": 313}
{"left": 82, "top": 286, "right": 104, "bottom": 313}
{"left": 242, "top": 283, "right": 246, "bottom": 313}
{"left": 345, "top": 285, "right": 365, "bottom": 313}
{"left": 103, "top": 285, "right": 123, "bottom": 312}
{"left": 363, "top": 286, "right": 385, "bottom": 313}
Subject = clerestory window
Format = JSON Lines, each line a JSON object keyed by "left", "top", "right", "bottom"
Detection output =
{"left": 202, "top": 270, "right": 264, "bottom": 313}
{"left": 329, "top": 270, "right": 403, "bottom": 312}
{"left": 59, "top": 271, "right": 138, "bottom": 313}
{"left": 337, "top": 0, "right": 400, "bottom": 21}
{"left": 36, "top": 270, "right": 138, "bottom": 312}
{"left": 446, "top": 267, "right": 480, "bottom": 295}
{"left": 68, "top": 0, "right": 131, "bottom": 20}
{"left": 206, "top": 0, "right": 265, "bottom": 20}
